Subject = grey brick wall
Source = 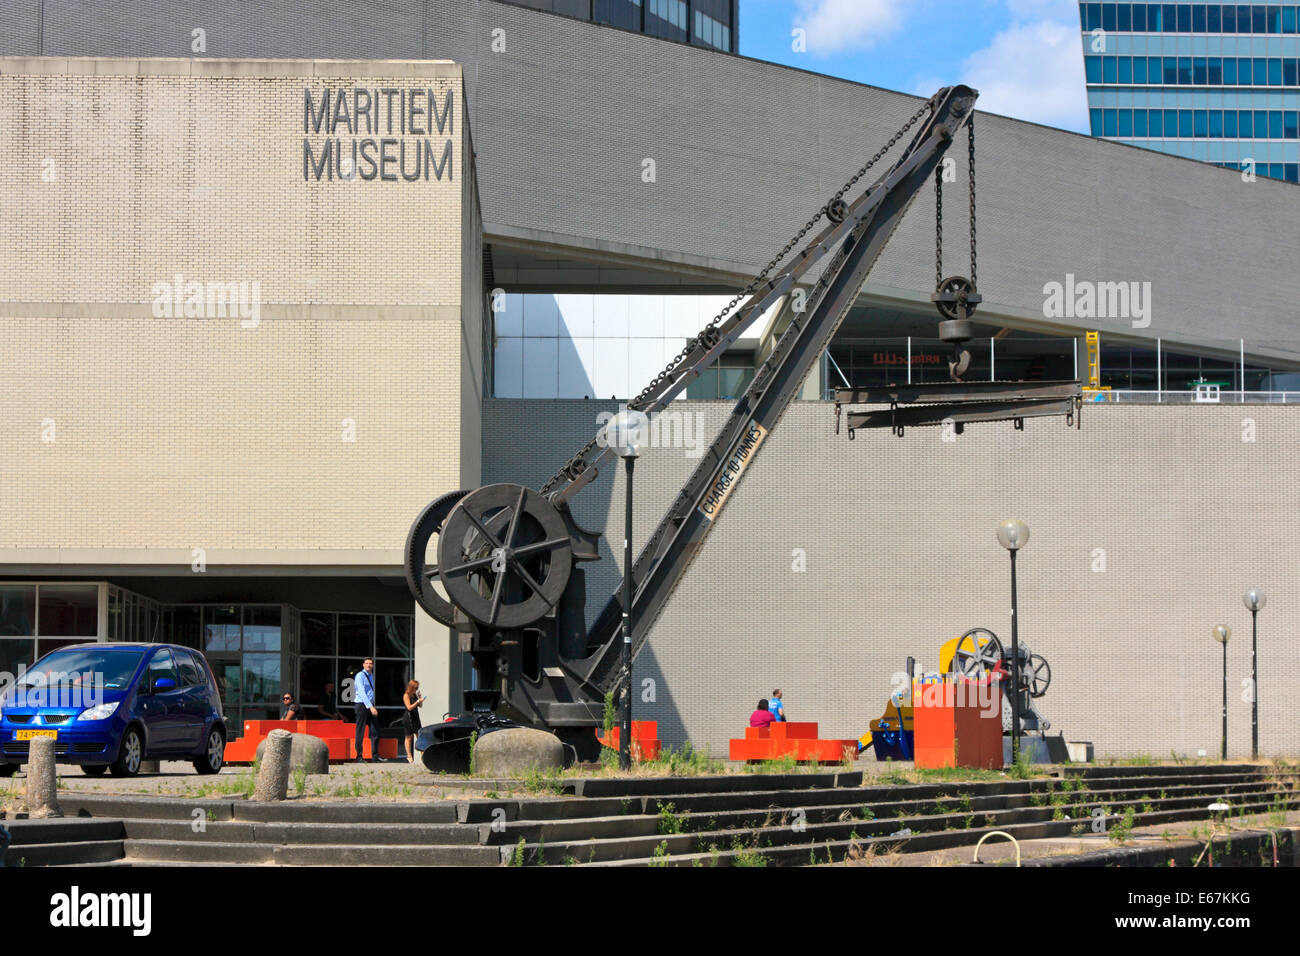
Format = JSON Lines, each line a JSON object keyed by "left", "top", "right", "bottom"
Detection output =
{"left": 484, "top": 398, "right": 1300, "bottom": 760}
{"left": 2, "top": 0, "right": 1298, "bottom": 363}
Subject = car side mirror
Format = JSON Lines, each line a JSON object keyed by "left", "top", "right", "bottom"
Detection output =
{"left": 151, "top": 677, "right": 177, "bottom": 694}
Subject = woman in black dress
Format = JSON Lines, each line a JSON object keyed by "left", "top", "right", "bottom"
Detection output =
{"left": 402, "top": 680, "right": 426, "bottom": 763}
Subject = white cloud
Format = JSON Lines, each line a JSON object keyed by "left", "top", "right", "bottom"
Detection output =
{"left": 794, "top": 0, "right": 906, "bottom": 55}
{"left": 950, "top": 7, "right": 1089, "bottom": 132}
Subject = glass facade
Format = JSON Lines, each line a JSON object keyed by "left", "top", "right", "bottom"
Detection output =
{"left": 0, "top": 582, "right": 100, "bottom": 675}
{"left": 1080, "top": 3, "right": 1300, "bottom": 182}
{"left": 0, "top": 584, "right": 414, "bottom": 738}
{"left": 518, "top": 0, "right": 738, "bottom": 53}
{"left": 299, "top": 610, "right": 415, "bottom": 725}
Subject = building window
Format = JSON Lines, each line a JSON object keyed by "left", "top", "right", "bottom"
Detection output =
{"left": 298, "top": 610, "right": 414, "bottom": 723}
{"left": 686, "top": 355, "right": 755, "bottom": 399}
{"left": 594, "top": 0, "right": 643, "bottom": 33}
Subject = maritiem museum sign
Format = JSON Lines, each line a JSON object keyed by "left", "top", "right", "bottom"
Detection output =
{"left": 302, "top": 86, "right": 455, "bottom": 182}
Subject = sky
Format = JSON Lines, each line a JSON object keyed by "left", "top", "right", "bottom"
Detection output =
{"left": 739, "top": 0, "right": 1091, "bottom": 134}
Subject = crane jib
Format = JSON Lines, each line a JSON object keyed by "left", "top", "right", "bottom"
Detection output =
{"left": 698, "top": 420, "right": 768, "bottom": 521}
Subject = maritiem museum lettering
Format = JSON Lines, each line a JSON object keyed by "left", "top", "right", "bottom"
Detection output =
{"left": 303, "top": 87, "right": 454, "bottom": 182}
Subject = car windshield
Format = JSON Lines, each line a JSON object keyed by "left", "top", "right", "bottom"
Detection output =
{"left": 18, "top": 647, "right": 145, "bottom": 691}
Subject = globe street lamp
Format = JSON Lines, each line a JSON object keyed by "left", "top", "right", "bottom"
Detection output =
{"left": 996, "top": 519, "right": 1030, "bottom": 762}
{"left": 1212, "top": 625, "right": 1231, "bottom": 760}
{"left": 1243, "top": 588, "right": 1266, "bottom": 759}
{"left": 603, "top": 409, "right": 648, "bottom": 771}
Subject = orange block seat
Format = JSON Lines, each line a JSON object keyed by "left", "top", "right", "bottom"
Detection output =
{"left": 596, "top": 721, "right": 662, "bottom": 761}
{"left": 224, "top": 719, "right": 400, "bottom": 764}
{"left": 912, "top": 682, "right": 1003, "bottom": 770}
{"left": 728, "top": 722, "right": 857, "bottom": 764}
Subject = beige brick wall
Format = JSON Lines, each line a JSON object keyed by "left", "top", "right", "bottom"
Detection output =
{"left": 0, "top": 59, "right": 476, "bottom": 565}
{"left": 485, "top": 399, "right": 1300, "bottom": 760}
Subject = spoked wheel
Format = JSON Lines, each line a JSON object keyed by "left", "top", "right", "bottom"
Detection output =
{"left": 1027, "top": 654, "right": 1051, "bottom": 698}
{"left": 437, "top": 483, "right": 573, "bottom": 629}
{"left": 404, "top": 490, "right": 472, "bottom": 626}
{"left": 949, "top": 627, "right": 1003, "bottom": 680}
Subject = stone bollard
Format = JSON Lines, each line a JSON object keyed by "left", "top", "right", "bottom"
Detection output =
{"left": 25, "top": 736, "right": 63, "bottom": 819}
{"left": 254, "top": 733, "right": 329, "bottom": 776}
{"left": 251, "top": 729, "right": 293, "bottom": 801}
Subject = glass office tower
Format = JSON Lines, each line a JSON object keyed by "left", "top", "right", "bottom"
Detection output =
{"left": 1080, "top": 3, "right": 1300, "bottom": 182}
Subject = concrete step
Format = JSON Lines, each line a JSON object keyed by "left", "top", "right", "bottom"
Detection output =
{"left": 123, "top": 837, "right": 503, "bottom": 866}
{"left": 567, "top": 771, "right": 861, "bottom": 798}
{"left": 4, "top": 818, "right": 125, "bottom": 845}
{"left": 273, "top": 843, "right": 501, "bottom": 866}
{"left": 121, "top": 818, "right": 482, "bottom": 846}
{"left": 4, "top": 838, "right": 125, "bottom": 867}
{"left": 591, "top": 791, "right": 1300, "bottom": 867}
{"left": 59, "top": 793, "right": 462, "bottom": 825}
{"left": 480, "top": 813, "right": 659, "bottom": 845}
{"left": 124, "top": 839, "right": 275, "bottom": 864}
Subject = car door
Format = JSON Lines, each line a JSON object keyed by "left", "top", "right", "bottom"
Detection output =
{"left": 139, "top": 648, "right": 183, "bottom": 752}
{"left": 174, "top": 649, "right": 209, "bottom": 751}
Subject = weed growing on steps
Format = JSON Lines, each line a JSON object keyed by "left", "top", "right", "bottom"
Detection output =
{"left": 1009, "top": 747, "right": 1034, "bottom": 780}
{"left": 732, "top": 836, "right": 767, "bottom": 867}
{"left": 599, "top": 691, "right": 618, "bottom": 770}
{"left": 648, "top": 841, "right": 671, "bottom": 867}
{"left": 509, "top": 837, "right": 525, "bottom": 866}
{"left": 656, "top": 801, "right": 684, "bottom": 835}
{"left": 521, "top": 766, "right": 564, "bottom": 795}
{"left": 1109, "top": 805, "right": 1137, "bottom": 844}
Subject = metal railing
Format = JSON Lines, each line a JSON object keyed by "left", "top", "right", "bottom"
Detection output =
{"left": 1084, "top": 389, "right": 1300, "bottom": 404}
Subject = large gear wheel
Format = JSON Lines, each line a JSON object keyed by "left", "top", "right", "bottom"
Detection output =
{"left": 949, "top": 627, "right": 1003, "bottom": 680}
{"left": 437, "top": 483, "right": 573, "bottom": 630}
{"left": 404, "top": 490, "right": 472, "bottom": 626}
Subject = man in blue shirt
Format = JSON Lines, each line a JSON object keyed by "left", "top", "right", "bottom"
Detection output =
{"left": 353, "top": 658, "right": 381, "bottom": 762}
{"left": 769, "top": 689, "right": 785, "bottom": 723}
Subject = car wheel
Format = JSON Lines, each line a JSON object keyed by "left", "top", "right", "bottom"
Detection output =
{"left": 110, "top": 727, "right": 144, "bottom": 777}
{"left": 0, "top": 764, "right": 17, "bottom": 777}
{"left": 194, "top": 726, "right": 225, "bottom": 775}
{"left": 82, "top": 765, "right": 108, "bottom": 777}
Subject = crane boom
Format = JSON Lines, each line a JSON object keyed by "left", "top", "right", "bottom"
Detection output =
{"left": 404, "top": 85, "right": 1010, "bottom": 758}
{"left": 575, "top": 85, "right": 980, "bottom": 694}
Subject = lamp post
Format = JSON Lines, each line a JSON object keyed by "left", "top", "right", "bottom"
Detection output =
{"left": 1212, "top": 625, "right": 1231, "bottom": 760}
{"left": 996, "top": 519, "right": 1030, "bottom": 762}
{"left": 1243, "top": 588, "right": 1266, "bottom": 759}
{"left": 605, "top": 409, "right": 648, "bottom": 771}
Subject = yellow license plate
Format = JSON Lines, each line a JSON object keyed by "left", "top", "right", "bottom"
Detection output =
{"left": 15, "top": 729, "right": 58, "bottom": 741}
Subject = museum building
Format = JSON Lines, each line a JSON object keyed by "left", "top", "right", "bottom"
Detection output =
{"left": 2, "top": 0, "right": 1300, "bottom": 757}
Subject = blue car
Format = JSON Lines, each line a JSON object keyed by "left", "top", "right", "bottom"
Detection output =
{"left": 0, "top": 643, "right": 227, "bottom": 778}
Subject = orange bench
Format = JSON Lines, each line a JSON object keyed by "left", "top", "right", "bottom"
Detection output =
{"left": 728, "top": 721, "right": 857, "bottom": 764}
{"left": 224, "top": 719, "right": 401, "bottom": 764}
{"left": 596, "top": 720, "right": 662, "bottom": 761}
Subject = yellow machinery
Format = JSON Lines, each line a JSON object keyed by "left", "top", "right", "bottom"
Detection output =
{"left": 1083, "top": 330, "right": 1111, "bottom": 401}
{"left": 860, "top": 628, "right": 1053, "bottom": 759}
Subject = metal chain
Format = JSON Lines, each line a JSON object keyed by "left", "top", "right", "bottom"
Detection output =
{"left": 968, "top": 114, "right": 977, "bottom": 288}
{"left": 935, "top": 162, "right": 943, "bottom": 287}
{"left": 540, "top": 99, "right": 933, "bottom": 496}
